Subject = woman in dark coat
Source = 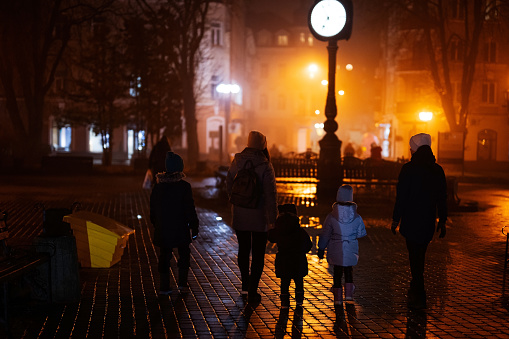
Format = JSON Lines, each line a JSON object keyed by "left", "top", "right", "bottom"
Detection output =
{"left": 150, "top": 152, "right": 199, "bottom": 295}
{"left": 268, "top": 204, "right": 312, "bottom": 308}
{"left": 391, "top": 133, "right": 447, "bottom": 309}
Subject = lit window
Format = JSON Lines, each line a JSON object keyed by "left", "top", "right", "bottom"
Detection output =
{"left": 308, "top": 35, "right": 313, "bottom": 46}
{"left": 481, "top": 82, "right": 496, "bottom": 104}
{"left": 300, "top": 32, "right": 306, "bottom": 44}
{"left": 277, "top": 34, "right": 288, "bottom": 46}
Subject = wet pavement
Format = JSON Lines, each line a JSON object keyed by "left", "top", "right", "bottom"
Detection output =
{"left": 0, "top": 173, "right": 508, "bottom": 338}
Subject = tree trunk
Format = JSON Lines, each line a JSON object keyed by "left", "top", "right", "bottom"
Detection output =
{"left": 183, "top": 82, "right": 199, "bottom": 168}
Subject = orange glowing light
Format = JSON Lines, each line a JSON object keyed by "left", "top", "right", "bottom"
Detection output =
{"left": 338, "top": 90, "right": 345, "bottom": 95}
{"left": 419, "top": 111, "right": 433, "bottom": 121}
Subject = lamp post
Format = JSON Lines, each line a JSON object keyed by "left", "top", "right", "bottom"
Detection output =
{"left": 308, "top": 0, "right": 353, "bottom": 201}
{"left": 216, "top": 83, "right": 240, "bottom": 164}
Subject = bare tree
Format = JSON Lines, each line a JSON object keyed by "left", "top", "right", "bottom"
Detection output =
{"left": 0, "top": 0, "right": 113, "bottom": 166}
{"left": 60, "top": 12, "right": 131, "bottom": 166}
{"left": 136, "top": 0, "right": 211, "bottom": 168}
{"left": 378, "top": 0, "right": 509, "bottom": 135}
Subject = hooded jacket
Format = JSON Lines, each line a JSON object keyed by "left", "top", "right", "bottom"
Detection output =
{"left": 392, "top": 145, "right": 447, "bottom": 244}
{"left": 150, "top": 172, "right": 199, "bottom": 249}
{"left": 226, "top": 148, "right": 278, "bottom": 232}
{"left": 268, "top": 212, "right": 313, "bottom": 278}
{"left": 318, "top": 202, "right": 367, "bottom": 267}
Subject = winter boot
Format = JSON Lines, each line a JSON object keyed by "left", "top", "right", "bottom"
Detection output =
{"left": 178, "top": 268, "right": 189, "bottom": 294}
{"left": 280, "top": 293, "right": 290, "bottom": 309}
{"left": 345, "top": 283, "right": 355, "bottom": 301}
{"left": 295, "top": 291, "right": 304, "bottom": 306}
{"left": 158, "top": 273, "right": 172, "bottom": 295}
{"left": 331, "top": 287, "right": 343, "bottom": 305}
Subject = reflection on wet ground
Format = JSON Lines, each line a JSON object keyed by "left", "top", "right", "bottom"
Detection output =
{"left": 1, "top": 175, "right": 508, "bottom": 337}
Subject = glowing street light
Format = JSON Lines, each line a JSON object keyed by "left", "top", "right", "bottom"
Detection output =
{"left": 338, "top": 90, "right": 345, "bottom": 96}
{"left": 321, "top": 80, "right": 328, "bottom": 85}
{"left": 345, "top": 63, "right": 353, "bottom": 71}
{"left": 419, "top": 111, "right": 433, "bottom": 121}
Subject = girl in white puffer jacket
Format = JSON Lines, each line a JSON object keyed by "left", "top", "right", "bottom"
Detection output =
{"left": 317, "top": 185, "right": 367, "bottom": 304}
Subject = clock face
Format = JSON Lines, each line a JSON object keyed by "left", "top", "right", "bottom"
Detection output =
{"left": 310, "top": 0, "right": 347, "bottom": 38}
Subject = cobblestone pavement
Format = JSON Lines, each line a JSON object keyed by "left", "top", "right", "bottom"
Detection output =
{"left": 0, "top": 174, "right": 508, "bottom": 338}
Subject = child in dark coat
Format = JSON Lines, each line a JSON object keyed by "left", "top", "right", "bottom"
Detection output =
{"left": 268, "top": 204, "right": 312, "bottom": 308}
{"left": 150, "top": 152, "right": 199, "bottom": 295}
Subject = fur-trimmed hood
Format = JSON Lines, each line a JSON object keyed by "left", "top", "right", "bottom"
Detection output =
{"left": 156, "top": 171, "right": 186, "bottom": 184}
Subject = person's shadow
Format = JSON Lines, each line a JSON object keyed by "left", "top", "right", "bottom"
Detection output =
{"left": 275, "top": 308, "right": 289, "bottom": 338}
{"left": 333, "top": 304, "right": 357, "bottom": 337}
{"left": 275, "top": 306, "right": 304, "bottom": 338}
{"left": 405, "top": 309, "right": 427, "bottom": 338}
{"left": 291, "top": 306, "right": 304, "bottom": 338}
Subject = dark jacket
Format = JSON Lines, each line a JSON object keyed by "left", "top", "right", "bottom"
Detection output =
{"left": 392, "top": 145, "right": 447, "bottom": 244}
{"left": 268, "top": 212, "right": 313, "bottom": 278}
{"left": 149, "top": 137, "right": 172, "bottom": 176}
{"left": 226, "top": 148, "right": 278, "bottom": 232}
{"left": 150, "top": 172, "right": 199, "bottom": 249}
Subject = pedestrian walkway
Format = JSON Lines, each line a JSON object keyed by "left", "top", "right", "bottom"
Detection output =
{"left": 0, "top": 174, "right": 508, "bottom": 338}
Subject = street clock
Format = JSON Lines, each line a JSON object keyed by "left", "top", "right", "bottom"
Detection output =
{"left": 308, "top": 0, "right": 353, "bottom": 41}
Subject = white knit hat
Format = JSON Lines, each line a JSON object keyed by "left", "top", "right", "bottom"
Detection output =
{"left": 409, "top": 133, "right": 431, "bottom": 152}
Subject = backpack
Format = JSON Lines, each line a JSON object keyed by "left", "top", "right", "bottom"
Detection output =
{"left": 229, "top": 159, "right": 262, "bottom": 209}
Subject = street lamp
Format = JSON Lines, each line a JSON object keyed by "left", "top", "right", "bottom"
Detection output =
{"left": 308, "top": 0, "right": 353, "bottom": 201}
{"left": 419, "top": 111, "right": 433, "bottom": 122}
{"left": 216, "top": 83, "right": 240, "bottom": 163}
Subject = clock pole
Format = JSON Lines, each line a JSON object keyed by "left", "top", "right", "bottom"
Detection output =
{"left": 317, "top": 39, "right": 343, "bottom": 202}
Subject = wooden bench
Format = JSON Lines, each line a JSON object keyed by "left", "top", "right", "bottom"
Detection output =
{"left": 0, "top": 211, "right": 52, "bottom": 338}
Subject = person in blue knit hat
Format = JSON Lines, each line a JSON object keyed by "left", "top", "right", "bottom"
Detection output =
{"left": 150, "top": 151, "right": 199, "bottom": 295}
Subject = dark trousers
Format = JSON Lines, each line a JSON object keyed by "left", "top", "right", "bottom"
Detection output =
{"left": 405, "top": 239, "right": 429, "bottom": 295}
{"left": 280, "top": 277, "right": 304, "bottom": 296}
{"left": 333, "top": 265, "right": 353, "bottom": 288}
{"left": 158, "top": 245, "right": 191, "bottom": 286}
{"left": 235, "top": 230, "right": 267, "bottom": 294}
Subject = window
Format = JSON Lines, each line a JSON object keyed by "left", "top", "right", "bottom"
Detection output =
{"left": 308, "top": 35, "right": 314, "bottom": 46}
{"left": 258, "top": 31, "right": 271, "bottom": 46}
{"left": 211, "top": 75, "right": 219, "bottom": 99}
{"left": 486, "top": 0, "right": 500, "bottom": 20}
{"left": 277, "top": 34, "right": 288, "bottom": 46}
{"left": 300, "top": 32, "right": 306, "bottom": 44}
{"left": 450, "top": 0, "right": 465, "bottom": 20}
{"left": 450, "top": 39, "right": 464, "bottom": 62}
{"left": 260, "top": 94, "right": 268, "bottom": 110}
{"left": 483, "top": 41, "right": 496, "bottom": 63}
{"left": 210, "top": 22, "right": 223, "bottom": 46}
{"left": 481, "top": 82, "right": 496, "bottom": 104}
